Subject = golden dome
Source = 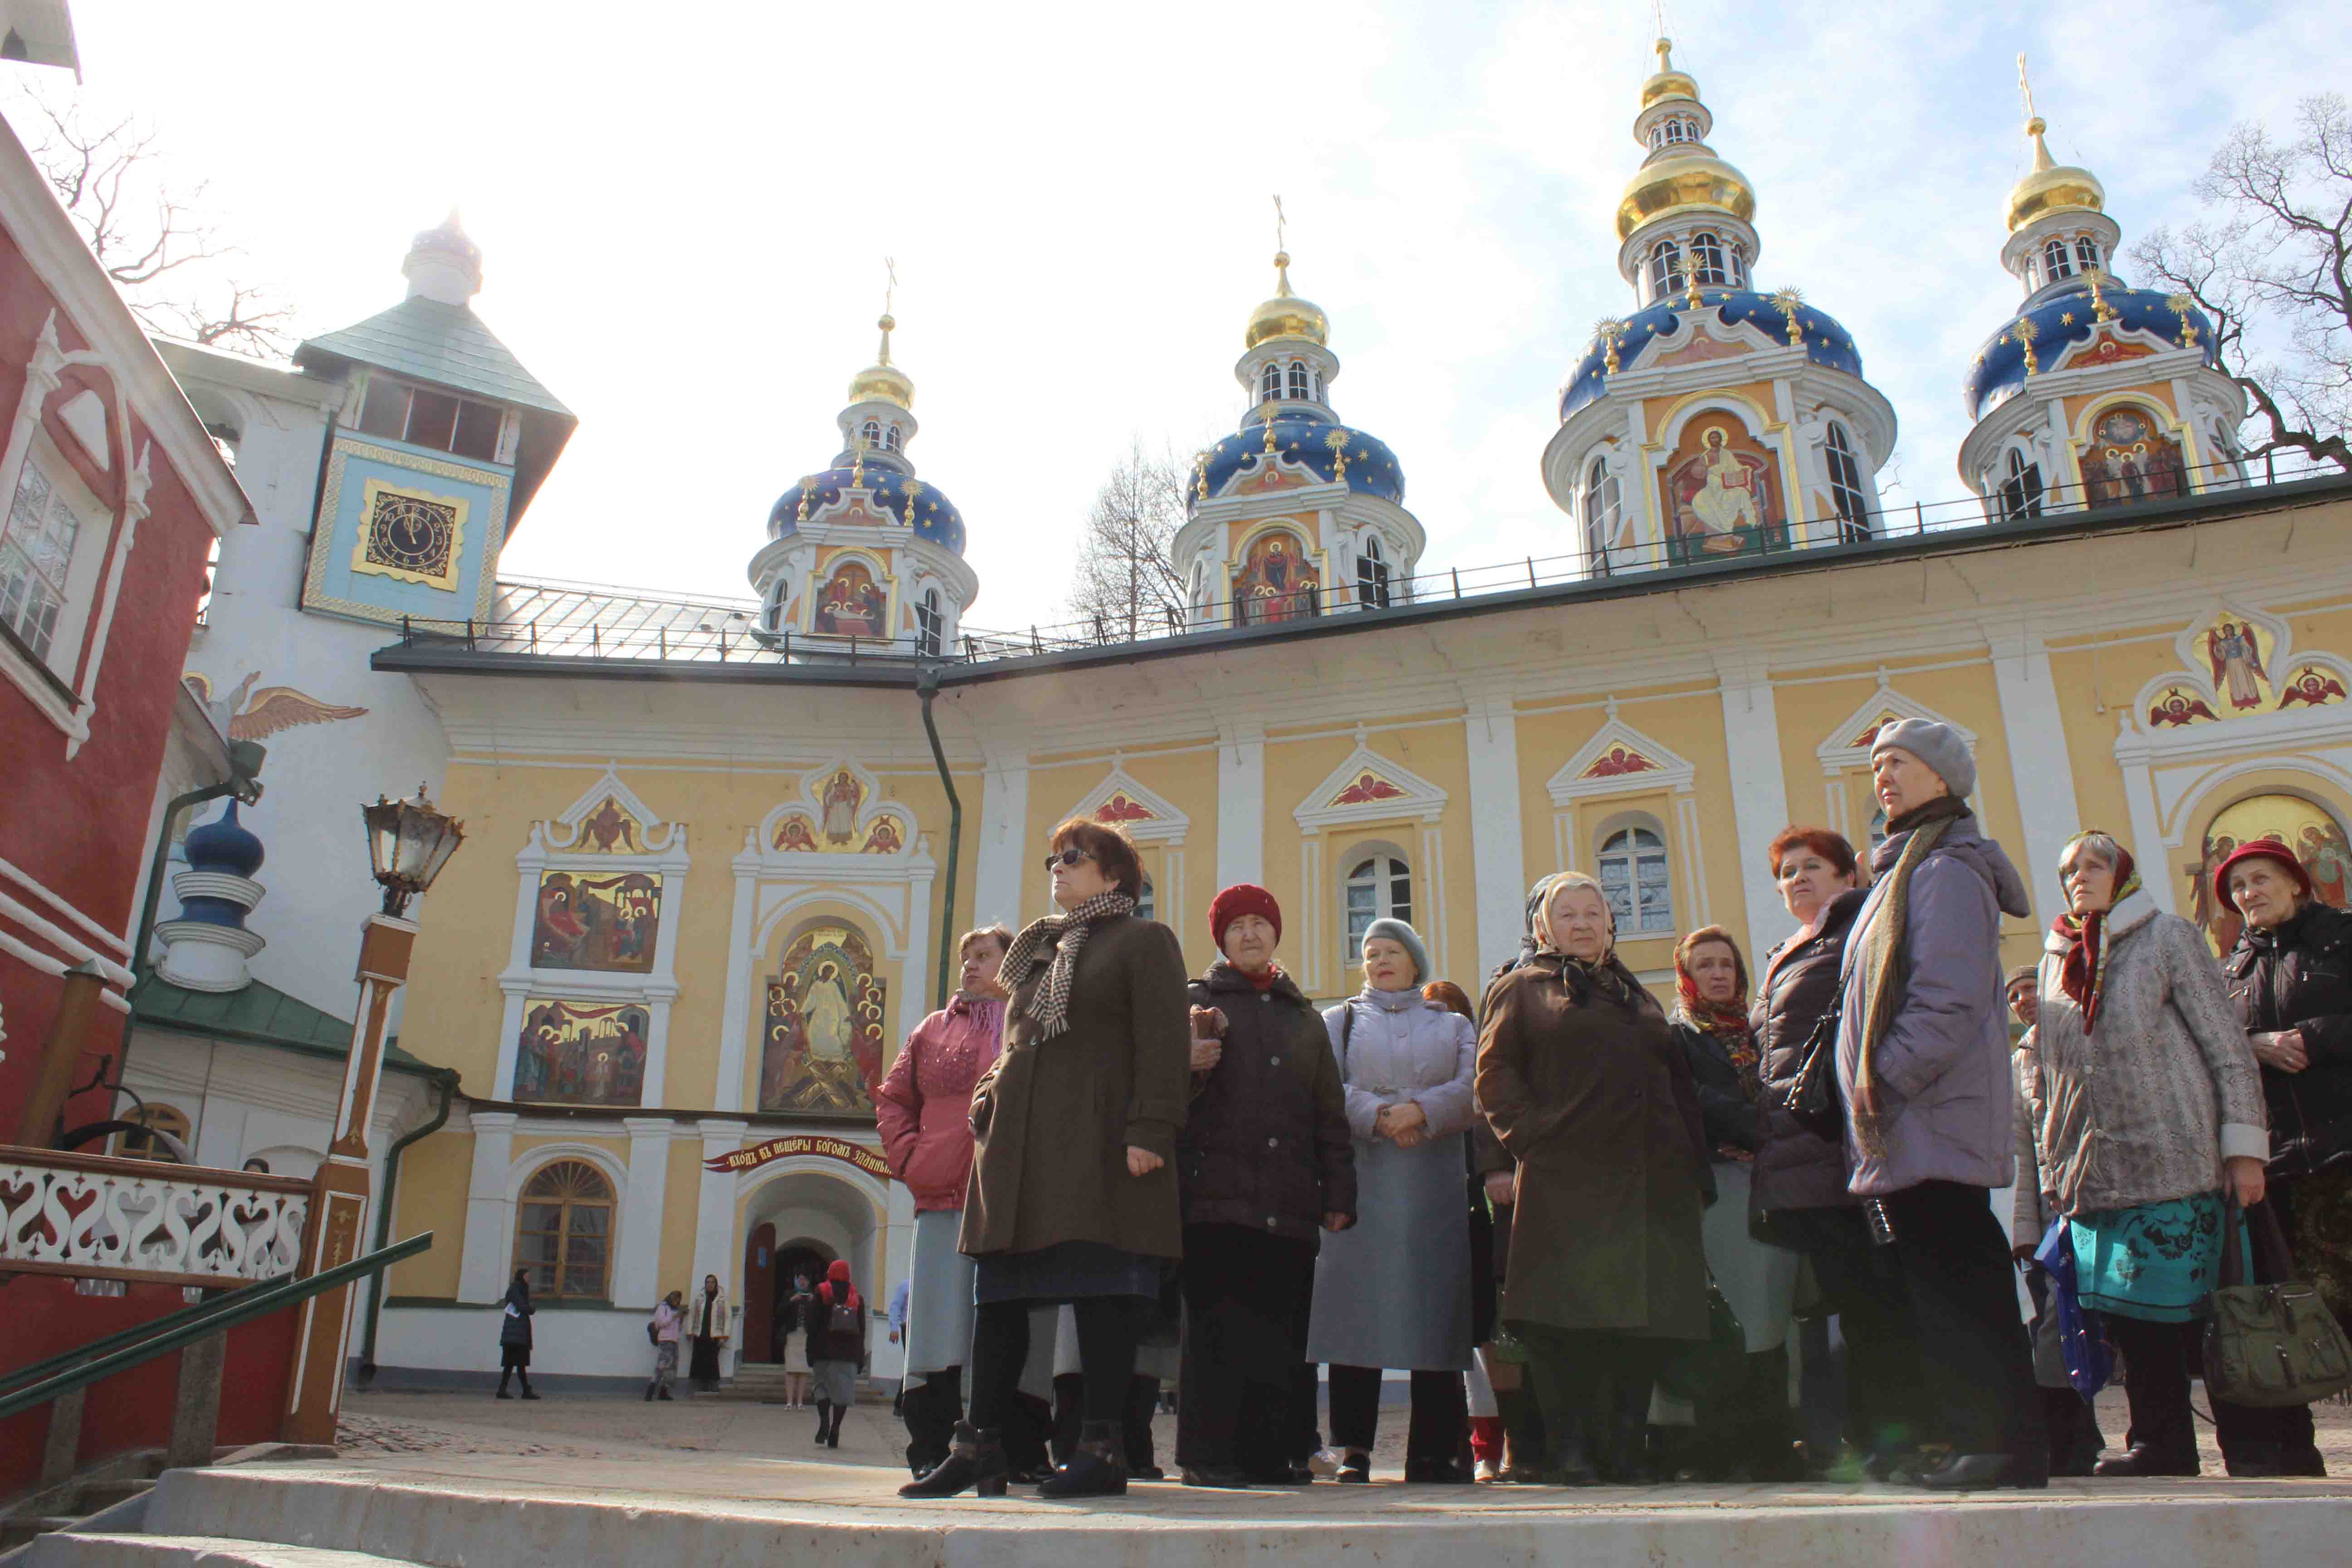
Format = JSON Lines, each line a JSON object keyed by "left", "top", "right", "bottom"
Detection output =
{"left": 1617, "top": 153, "right": 1756, "bottom": 242}
{"left": 1245, "top": 252, "right": 1329, "bottom": 349}
{"left": 1639, "top": 37, "right": 1698, "bottom": 108}
{"left": 2005, "top": 117, "right": 2104, "bottom": 233}
{"left": 846, "top": 313, "right": 913, "bottom": 409}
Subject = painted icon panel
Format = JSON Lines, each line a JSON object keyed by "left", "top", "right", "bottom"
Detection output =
{"left": 515, "top": 999, "right": 651, "bottom": 1107}
{"left": 2082, "top": 406, "right": 2186, "bottom": 510}
{"left": 532, "top": 870, "right": 661, "bottom": 972}
{"left": 1232, "top": 529, "right": 1320, "bottom": 625}
{"left": 759, "top": 921, "right": 888, "bottom": 1116}
{"left": 1659, "top": 416, "right": 1783, "bottom": 559}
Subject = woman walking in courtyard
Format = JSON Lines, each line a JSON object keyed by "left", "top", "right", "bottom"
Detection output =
{"left": 809, "top": 1258, "right": 871, "bottom": 1448}
{"left": 646, "top": 1288, "right": 683, "bottom": 1401}
{"left": 903, "top": 817, "right": 1190, "bottom": 1501}
{"left": 495, "top": 1267, "right": 539, "bottom": 1400}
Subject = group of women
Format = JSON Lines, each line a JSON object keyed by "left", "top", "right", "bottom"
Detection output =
{"left": 872, "top": 800, "right": 2348, "bottom": 1500}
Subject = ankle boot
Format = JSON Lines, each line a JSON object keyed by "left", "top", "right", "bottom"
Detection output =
{"left": 827, "top": 1405, "right": 846, "bottom": 1448}
{"left": 814, "top": 1399, "right": 832, "bottom": 1444}
{"left": 1038, "top": 1419, "right": 1127, "bottom": 1498}
{"left": 900, "top": 1422, "right": 1009, "bottom": 1498}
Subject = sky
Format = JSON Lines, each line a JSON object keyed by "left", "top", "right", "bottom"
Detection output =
{"left": 19, "top": 1, "right": 2350, "bottom": 635}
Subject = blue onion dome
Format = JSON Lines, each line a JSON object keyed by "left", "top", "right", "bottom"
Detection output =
{"left": 766, "top": 463, "right": 967, "bottom": 556}
{"left": 183, "top": 799, "right": 265, "bottom": 878}
{"left": 1965, "top": 278, "right": 2218, "bottom": 421}
{"left": 1559, "top": 288, "right": 1865, "bottom": 421}
{"left": 1198, "top": 406, "right": 1405, "bottom": 505}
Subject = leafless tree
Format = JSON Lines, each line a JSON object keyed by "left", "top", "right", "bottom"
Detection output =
{"left": 1066, "top": 439, "right": 1194, "bottom": 639}
{"left": 2131, "top": 93, "right": 2352, "bottom": 471}
{"left": 12, "top": 91, "right": 294, "bottom": 358}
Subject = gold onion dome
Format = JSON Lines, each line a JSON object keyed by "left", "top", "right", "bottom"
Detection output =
{"left": 2006, "top": 116, "right": 2104, "bottom": 233}
{"left": 846, "top": 312, "right": 914, "bottom": 409}
{"left": 1639, "top": 38, "right": 1699, "bottom": 109}
{"left": 1245, "top": 251, "right": 1329, "bottom": 349}
{"left": 1616, "top": 40, "right": 1755, "bottom": 242}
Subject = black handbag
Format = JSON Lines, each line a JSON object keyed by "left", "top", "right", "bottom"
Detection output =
{"left": 1781, "top": 978, "right": 1847, "bottom": 1142}
{"left": 2201, "top": 1196, "right": 2352, "bottom": 1407}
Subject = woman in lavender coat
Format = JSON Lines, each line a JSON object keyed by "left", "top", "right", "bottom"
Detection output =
{"left": 1305, "top": 918, "right": 1480, "bottom": 1483}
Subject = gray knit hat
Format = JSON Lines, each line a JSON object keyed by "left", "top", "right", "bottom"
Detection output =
{"left": 1362, "top": 917, "right": 1431, "bottom": 985}
{"left": 1870, "top": 716, "right": 1975, "bottom": 799}
{"left": 2004, "top": 964, "right": 2038, "bottom": 992}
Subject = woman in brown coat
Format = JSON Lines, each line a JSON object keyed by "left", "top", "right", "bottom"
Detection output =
{"left": 903, "top": 818, "right": 1190, "bottom": 1502}
{"left": 1476, "top": 872, "right": 1712, "bottom": 1485}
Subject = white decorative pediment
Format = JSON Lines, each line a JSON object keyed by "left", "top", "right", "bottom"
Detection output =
{"left": 1066, "top": 763, "right": 1190, "bottom": 846}
{"left": 755, "top": 759, "right": 921, "bottom": 861}
{"left": 1816, "top": 676, "right": 1978, "bottom": 774}
{"left": 1547, "top": 710, "right": 1696, "bottom": 805}
{"left": 1294, "top": 737, "right": 1448, "bottom": 830}
{"left": 530, "top": 765, "right": 686, "bottom": 864}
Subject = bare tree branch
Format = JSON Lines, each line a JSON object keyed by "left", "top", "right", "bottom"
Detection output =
{"left": 1065, "top": 439, "right": 1195, "bottom": 637}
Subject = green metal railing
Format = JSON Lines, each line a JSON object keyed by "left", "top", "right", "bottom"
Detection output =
{"left": 0, "top": 1231, "right": 433, "bottom": 1423}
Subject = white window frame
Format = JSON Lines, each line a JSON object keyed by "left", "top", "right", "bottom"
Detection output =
{"left": 913, "top": 587, "right": 944, "bottom": 656}
{"left": 1354, "top": 534, "right": 1392, "bottom": 608}
{"left": 1999, "top": 445, "right": 2045, "bottom": 522}
{"left": 1825, "top": 422, "right": 1870, "bottom": 540}
{"left": 1647, "top": 240, "right": 1682, "bottom": 304}
{"left": 1342, "top": 848, "right": 1413, "bottom": 967}
{"left": 1259, "top": 362, "right": 1282, "bottom": 403}
{"left": 1690, "top": 231, "right": 1730, "bottom": 286}
{"left": 2073, "top": 236, "right": 2102, "bottom": 274}
{"left": 1288, "top": 360, "right": 1311, "bottom": 400}
{"left": 2043, "top": 238, "right": 2074, "bottom": 282}
{"left": 859, "top": 418, "right": 882, "bottom": 449}
{"left": 1596, "top": 823, "right": 1674, "bottom": 936}
{"left": 0, "top": 429, "right": 108, "bottom": 685}
{"left": 1582, "top": 456, "right": 1622, "bottom": 571}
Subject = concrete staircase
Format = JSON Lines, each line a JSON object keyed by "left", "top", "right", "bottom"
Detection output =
{"left": 0, "top": 1450, "right": 166, "bottom": 1555}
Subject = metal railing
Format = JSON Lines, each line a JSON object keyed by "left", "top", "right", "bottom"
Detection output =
{"left": 392, "top": 449, "right": 2343, "bottom": 670}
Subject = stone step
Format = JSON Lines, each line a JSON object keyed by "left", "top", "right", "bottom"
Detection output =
{"left": 72, "top": 1479, "right": 157, "bottom": 1511}
{"left": 27, "top": 1534, "right": 417, "bottom": 1567}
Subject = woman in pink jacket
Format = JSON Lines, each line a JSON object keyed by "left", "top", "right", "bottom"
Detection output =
{"left": 877, "top": 924, "right": 1011, "bottom": 1476}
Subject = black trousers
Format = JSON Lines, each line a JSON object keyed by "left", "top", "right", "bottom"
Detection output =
{"left": 1515, "top": 1326, "right": 1667, "bottom": 1479}
{"left": 2102, "top": 1310, "right": 2313, "bottom": 1470}
{"left": 1876, "top": 1181, "right": 2039, "bottom": 1464}
{"left": 1325, "top": 1364, "right": 1469, "bottom": 1466}
{"left": 1770, "top": 1204, "right": 1929, "bottom": 1455}
{"left": 1176, "top": 1223, "right": 1316, "bottom": 1471}
{"left": 969, "top": 1296, "right": 1145, "bottom": 1431}
{"left": 901, "top": 1364, "right": 962, "bottom": 1473}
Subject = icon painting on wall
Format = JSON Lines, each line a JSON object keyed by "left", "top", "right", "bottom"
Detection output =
{"left": 1660, "top": 418, "right": 1782, "bottom": 557}
{"left": 2188, "top": 794, "right": 2352, "bottom": 956}
{"left": 812, "top": 561, "right": 887, "bottom": 637}
{"left": 2202, "top": 617, "right": 2274, "bottom": 711}
{"left": 760, "top": 922, "right": 888, "bottom": 1117}
{"left": 515, "top": 999, "right": 650, "bottom": 1107}
{"left": 2082, "top": 406, "right": 2185, "bottom": 510}
{"left": 532, "top": 870, "right": 660, "bottom": 972}
{"left": 1232, "top": 529, "right": 1320, "bottom": 625}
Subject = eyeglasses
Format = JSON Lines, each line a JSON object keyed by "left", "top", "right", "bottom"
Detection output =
{"left": 1043, "top": 848, "right": 1095, "bottom": 872}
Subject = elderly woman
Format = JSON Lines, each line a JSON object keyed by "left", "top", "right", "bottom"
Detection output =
{"left": 1174, "top": 884, "right": 1355, "bottom": 1489}
{"left": 1478, "top": 873, "right": 1711, "bottom": 1485}
{"left": 1665, "top": 925, "right": 1804, "bottom": 1480}
{"left": 876, "top": 924, "right": 1012, "bottom": 1477}
{"left": 904, "top": 818, "right": 1188, "bottom": 1502}
{"left": 2217, "top": 838, "right": 2349, "bottom": 1478}
{"left": 2024, "top": 830, "right": 2274, "bottom": 1477}
{"left": 1306, "top": 917, "right": 1478, "bottom": 1485}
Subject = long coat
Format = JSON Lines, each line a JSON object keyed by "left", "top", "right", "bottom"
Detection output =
{"left": 960, "top": 913, "right": 1191, "bottom": 1261}
{"left": 2226, "top": 900, "right": 2352, "bottom": 1181}
{"left": 1750, "top": 888, "right": 1866, "bottom": 1217}
{"left": 1179, "top": 963, "right": 1356, "bottom": 1242}
{"left": 1304, "top": 986, "right": 1479, "bottom": 1370}
{"left": 1477, "top": 955, "right": 1711, "bottom": 1341}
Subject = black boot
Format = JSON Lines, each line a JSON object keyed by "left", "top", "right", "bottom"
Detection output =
{"left": 827, "top": 1403, "right": 846, "bottom": 1448}
{"left": 1038, "top": 1419, "right": 1128, "bottom": 1498}
{"left": 496, "top": 1370, "right": 513, "bottom": 1400}
{"left": 815, "top": 1398, "right": 833, "bottom": 1444}
{"left": 899, "top": 1422, "right": 1009, "bottom": 1499}
{"left": 518, "top": 1373, "right": 539, "bottom": 1401}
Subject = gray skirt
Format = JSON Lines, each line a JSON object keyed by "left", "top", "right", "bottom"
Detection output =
{"left": 905, "top": 1207, "right": 978, "bottom": 1379}
{"left": 1306, "top": 1131, "right": 1473, "bottom": 1370}
{"left": 1705, "top": 1161, "right": 1799, "bottom": 1352}
{"left": 973, "top": 1240, "right": 1166, "bottom": 1306}
{"left": 810, "top": 1358, "right": 858, "bottom": 1406}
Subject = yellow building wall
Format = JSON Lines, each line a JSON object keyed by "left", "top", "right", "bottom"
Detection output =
{"left": 385, "top": 1128, "right": 471, "bottom": 1300}
{"left": 657, "top": 1140, "right": 705, "bottom": 1300}
{"left": 1019, "top": 741, "right": 1223, "bottom": 975}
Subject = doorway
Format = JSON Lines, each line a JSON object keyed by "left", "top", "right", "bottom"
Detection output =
{"left": 762, "top": 1240, "right": 835, "bottom": 1363}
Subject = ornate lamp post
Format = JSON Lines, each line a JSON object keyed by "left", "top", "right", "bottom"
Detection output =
{"left": 284, "top": 787, "right": 465, "bottom": 1444}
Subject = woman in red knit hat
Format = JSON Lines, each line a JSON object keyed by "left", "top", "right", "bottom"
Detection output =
{"left": 1173, "top": 883, "right": 1356, "bottom": 1488}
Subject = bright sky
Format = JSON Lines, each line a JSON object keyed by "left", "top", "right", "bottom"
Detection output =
{"left": 24, "top": 1, "right": 2351, "bottom": 634}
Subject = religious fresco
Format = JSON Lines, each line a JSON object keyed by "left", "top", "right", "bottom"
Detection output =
{"left": 1232, "top": 529, "right": 1320, "bottom": 625}
{"left": 2201, "top": 615, "right": 2276, "bottom": 711}
{"left": 759, "top": 922, "right": 888, "bottom": 1117}
{"left": 811, "top": 560, "right": 887, "bottom": 637}
{"left": 531, "top": 870, "right": 660, "bottom": 972}
{"left": 2279, "top": 664, "right": 2350, "bottom": 710}
{"left": 1660, "top": 417, "right": 1783, "bottom": 559}
{"left": 514, "top": 999, "right": 650, "bottom": 1107}
{"left": 1331, "top": 770, "right": 1406, "bottom": 806}
{"left": 571, "top": 795, "right": 645, "bottom": 853}
{"left": 764, "top": 764, "right": 913, "bottom": 854}
{"left": 2147, "top": 684, "right": 2222, "bottom": 728}
{"left": 1094, "top": 792, "right": 1156, "bottom": 824}
{"left": 2188, "top": 795, "right": 2352, "bottom": 956}
{"left": 1582, "top": 743, "right": 1661, "bottom": 778}
{"left": 2082, "top": 405, "right": 2186, "bottom": 509}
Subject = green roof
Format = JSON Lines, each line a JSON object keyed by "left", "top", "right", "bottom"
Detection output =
{"left": 131, "top": 974, "right": 450, "bottom": 1081}
{"left": 295, "top": 296, "right": 572, "bottom": 418}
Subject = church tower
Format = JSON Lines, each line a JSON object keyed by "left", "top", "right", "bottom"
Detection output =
{"left": 1543, "top": 39, "right": 1896, "bottom": 573}
{"left": 750, "top": 299, "right": 976, "bottom": 654}
{"left": 292, "top": 214, "right": 575, "bottom": 628}
{"left": 1171, "top": 225, "right": 1425, "bottom": 627}
{"left": 1958, "top": 64, "right": 2243, "bottom": 517}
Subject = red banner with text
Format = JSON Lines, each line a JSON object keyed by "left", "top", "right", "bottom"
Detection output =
{"left": 703, "top": 1133, "right": 891, "bottom": 1181}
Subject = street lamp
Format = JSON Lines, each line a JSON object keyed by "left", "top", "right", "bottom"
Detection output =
{"left": 362, "top": 784, "right": 467, "bottom": 916}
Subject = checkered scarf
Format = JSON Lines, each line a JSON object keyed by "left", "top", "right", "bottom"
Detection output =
{"left": 998, "top": 891, "right": 1137, "bottom": 1039}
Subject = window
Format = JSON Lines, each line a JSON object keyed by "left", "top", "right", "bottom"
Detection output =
{"left": 1998, "top": 446, "right": 2045, "bottom": 521}
{"left": 514, "top": 1160, "right": 614, "bottom": 1300}
{"left": 1867, "top": 808, "right": 1889, "bottom": 855}
{"left": 1825, "top": 423, "right": 1869, "bottom": 541}
{"left": 1690, "top": 231, "right": 1730, "bottom": 286}
{"left": 2074, "top": 236, "right": 2102, "bottom": 274}
{"left": 2042, "top": 238, "right": 2074, "bottom": 283}
{"left": 354, "top": 374, "right": 504, "bottom": 462}
{"left": 860, "top": 418, "right": 882, "bottom": 449}
{"left": 1288, "top": 360, "right": 1311, "bottom": 400}
{"left": 1344, "top": 854, "right": 1413, "bottom": 964}
{"left": 1647, "top": 240, "right": 1683, "bottom": 304}
{"left": 0, "top": 450, "right": 96, "bottom": 671}
{"left": 1136, "top": 878, "right": 1155, "bottom": 922}
{"left": 1597, "top": 827, "right": 1673, "bottom": 935}
{"left": 111, "top": 1104, "right": 192, "bottom": 1162}
{"left": 1649, "top": 116, "right": 1698, "bottom": 149}
{"left": 914, "top": 587, "right": 944, "bottom": 655}
{"left": 1355, "top": 534, "right": 1392, "bottom": 608}
{"left": 1259, "top": 362, "right": 1283, "bottom": 403}
{"left": 1582, "top": 457, "right": 1622, "bottom": 572}
{"left": 1728, "top": 240, "right": 1748, "bottom": 287}
{"left": 882, "top": 423, "right": 902, "bottom": 451}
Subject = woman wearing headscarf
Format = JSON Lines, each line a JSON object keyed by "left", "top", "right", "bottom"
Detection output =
{"left": 1306, "top": 917, "right": 1478, "bottom": 1484}
{"left": 904, "top": 817, "right": 1189, "bottom": 1501}
{"left": 1174, "top": 883, "right": 1355, "bottom": 1489}
{"left": 687, "top": 1273, "right": 729, "bottom": 1393}
{"left": 1665, "top": 925, "right": 1804, "bottom": 1480}
{"left": 495, "top": 1268, "right": 538, "bottom": 1400}
{"left": 808, "top": 1258, "right": 871, "bottom": 1448}
{"left": 1476, "top": 872, "right": 1711, "bottom": 1485}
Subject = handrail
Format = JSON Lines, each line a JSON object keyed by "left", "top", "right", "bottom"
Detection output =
{"left": 0, "top": 1275, "right": 284, "bottom": 1399}
{"left": 0, "top": 1231, "right": 432, "bottom": 1423}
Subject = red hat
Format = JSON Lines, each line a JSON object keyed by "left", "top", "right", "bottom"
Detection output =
{"left": 2213, "top": 838, "right": 2314, "bottom": 912}
{"left": 1209, "top": 883, "right": 1282, "bottom": 950}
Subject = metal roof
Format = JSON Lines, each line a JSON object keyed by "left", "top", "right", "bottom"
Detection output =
{"left": 295, "top": 296, "right": 572, "bottom": 418}
{"left": 131, "top": 973, "right": 448, "bottom": 1080}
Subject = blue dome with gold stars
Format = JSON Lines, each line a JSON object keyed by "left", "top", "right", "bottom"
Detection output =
{"left": 767, "top": 460, "right": 967, "bottom": 557}
{"left": 1965, "top": 278, "right": 2216, "bottom": 421}
{"left": 1197, "top": 407, "right": 1405, "bottom": 507}
{"left": 1560, "top": 288, "right": 1865, "bottom": 422}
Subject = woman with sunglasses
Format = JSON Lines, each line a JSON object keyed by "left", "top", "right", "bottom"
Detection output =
{"left": 904, "top": 818, "right": 1190, "bottom": 1501}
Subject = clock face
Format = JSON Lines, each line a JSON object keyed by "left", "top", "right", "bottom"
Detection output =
{"left": 364, "top": 490, "right": 457, "bottom": 578}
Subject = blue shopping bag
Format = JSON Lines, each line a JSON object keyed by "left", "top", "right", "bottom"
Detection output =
{"left": 2033, "top": 1217, "right": 2113, "bottom": 1398}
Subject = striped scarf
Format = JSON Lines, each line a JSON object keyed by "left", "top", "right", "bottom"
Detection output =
{"left": 1847, "top": 800, "right": 1967, "bottom": 1159}
{"left": 997, "top": 891, "right": 1137, "bottom": 1039}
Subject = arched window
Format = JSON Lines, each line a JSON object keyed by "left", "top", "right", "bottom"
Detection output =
{"left": 1188, "top": 559, "right": 1210, "bottom": 611}
{"left": 1582, "top": 456, "right": 1622, "bottom": 573}
{"left": 1259, "top": 362, "right": 1283, "bottom": 403}
{"left": 1288, "top": 360, "right": 1311, "bottom": 400}
{"left": 514, "top": 1160, "right": 615, "bottom": 1301}
{"left": 1728, "top": 240, "right": 1748, "bottom": 287}
{"left": 859, "top": 418, "right": 882, "bottom": 449}
{"left": 913, "top": 587, "right": 944, "bottom": 656}
{"left": 1355, "top": 534, "right": 1392, "bottom": 608}
{"left": 1825, "top": 422, "right": 1870, "bottom": 542}
{"left": 113, "top": 1103, "right": 191, "bottom": 1162}
{"left": 2023, "top": 252, "right": 2042, "bottom": 291}
{"left": 1136, "top": 877, "right": 1156, "bottom": 922}
{"left": 2074, "top": 236, "right": 2102, "bottom": 274}
{"left": 1344, "top": 854, "right": 1413, "bottom": 965}
{"left": 1647, "top": 240, "right": 1682, "bottom": 304}
{"left": 1596, "top": 827, "right": 1673, "bottom": 936}
{"left": 1998, "top": 446, "right": 2045, "bottom": 522}
{"left": 1690, "top": 231, "right": 1730, "bottom": 286}
{"left": 2042, "top": 238, "right": 2075, "bottom": 282}
{"left": 1652, "top": 117, "right": 1697, "bottom": 148}
{"left": 882, "top": 423, "right": 902, "bottom": 451}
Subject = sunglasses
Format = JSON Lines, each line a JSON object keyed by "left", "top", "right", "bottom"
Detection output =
{"left": 1043, "top": 848, "right": 1095, "bottom": 872}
